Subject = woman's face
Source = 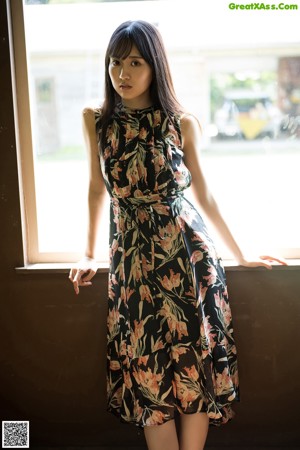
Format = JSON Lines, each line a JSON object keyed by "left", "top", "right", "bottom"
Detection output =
{"left": 108, "top": 43, "right": 153, "bottom": 109}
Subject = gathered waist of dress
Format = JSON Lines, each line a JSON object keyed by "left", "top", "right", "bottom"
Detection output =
{"left": 111, "top": 194, "right": 184, "bottom": 240}
{"left": 111, "top": 193, "right": 184, "bottom": 209}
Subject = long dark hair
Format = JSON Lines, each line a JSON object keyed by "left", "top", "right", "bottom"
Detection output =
{"left": 99, "top": 20, "right": 183, "bottom": 149}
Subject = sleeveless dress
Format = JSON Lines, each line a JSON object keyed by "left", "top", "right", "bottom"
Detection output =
{"left": 95, "top": 103, "right": 239, "bottom": 429}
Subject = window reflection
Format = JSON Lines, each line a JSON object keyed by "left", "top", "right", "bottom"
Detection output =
{"left": 210, "top": 58, "right": 300, "bottom": 142}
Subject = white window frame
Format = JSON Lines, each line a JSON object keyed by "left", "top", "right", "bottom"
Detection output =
{"left": 8, "top": 0, "right": 300, "bottom": 266}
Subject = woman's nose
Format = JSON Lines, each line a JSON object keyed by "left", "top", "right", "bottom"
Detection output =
{"left": 119, "top": 67, "right": 130, "bottom": 80}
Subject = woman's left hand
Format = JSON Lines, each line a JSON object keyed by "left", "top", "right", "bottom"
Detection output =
{"left": 237, "top": 254, "right": 288, "bottom": 269}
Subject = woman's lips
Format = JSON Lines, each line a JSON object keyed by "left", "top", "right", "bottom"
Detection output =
{"left": 119, "top": 85, "right": 132, "bottom": 90}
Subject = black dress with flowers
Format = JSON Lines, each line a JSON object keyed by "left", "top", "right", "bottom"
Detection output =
{"left": 95, "top": 103, "right": 239, "bottom": 428}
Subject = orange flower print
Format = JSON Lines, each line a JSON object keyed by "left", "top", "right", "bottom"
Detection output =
{"left": 175, "top": 321, "right": 188, "bottom": 340}
{"left": 139, "top": 127, "right": 148, "bottom": 140}
{"left": 174, "top": 163, "right": 189, "bottom": 186}
{"left": 222, "top": 304, "right": 232, "bottom": 327}
{"left": 159, "top": 235, "right": 173, "bottom": 252}
{"left": 202, "top": 315, "right": 217, "bottom": 349}
{"left": 123, "top": 370, "right": 133, "bottom": 389}
{"left": 139, "top": 284, "right": 153, "bottom": 303}
{"left": 112, "top": 161, "right": 122, "bottom": 180}
{"left": 106, "top": 122, "right": 119, "bottom": 153}
{"left": 132, "top": 189, "right": 142, "bottom": 198}
{"left": 174, "top": 373, "right": 198, "bottom": 409}
{"left": 114, "top": 386, "right": 123, "bottom": 404}
{"left": 130, "top": 254, "right": 143, "bottom": 282}
{"left": 145, "top": 410, "right": 165, "bottom": 426}
{"left": 152, "top": 338, "right": 164, "bottom": 352}
{"left": 152, "top": 151, "right": 165, "bottom": 173}
{"left": 185, "top": 285, "right": 196, "bottom": 298}
{"left": 117, "top": 259, "right": 125, "bottom": 281}
{"left": 126, "top": 162, "right": 139, "bottom": 185}
{"left": 141, "top": 254, "right": 153, "bottom": 277}
{"left": 125, "top": 123, "right": 138, "bottom": 142}
{"left": 120, "top": 286, "right": 135, "bottom": 304}
{"left": 171, "top": 345, "right": 188, "bottom": 363}
{"left": 119, "top": 340, "right": 130, "bottom": 368}
{"left": 203, "top": 265, "right": 217, "bottom": 286}
{"left": 108, "top": 274, "right": 116, "bottom": 300}
{"left": 183, "top": 365, "right": 199, "bottom": 381}
{"left": 110, "top": 360, "right": 121, "bottom": 371}
{"left": 133, "top": 399, "right": 144, "bottom": 422}
{"left": 133, "top": 320, "right": 144, "bottom": 340}
{"left": 190, "top": 250, "right": 204, "bottom": 264}
{"left": 165, "top": 331, "right": 172, "bottom": 344}
{"left": 102, "top": 106, "right": 239, "bottom": 427}
{"left": 153, "top": 110, "right": 161, "bottom": 127}
{"left": 215, "top": 367, "right": 232, "bottom": 394}
{"left": 133, "top": 367, "right": 162, "bottom": 396}
{"left": 113, "top": 181, "right": 131, "bottom": 198}
{"left": 213, "top": 292, "right": 232, "bottom": 326}
{"left": 109, "top": 238, "right": 119, "bottom": 260}
{"left": 107, "top": 307, "right": 120, "bottom": 335}
{"left": 103, "top": 146, "right": 111, "bottom": 160}
{"left": 161, "top": 269, "right": 181, "bottom": 291}
{"left": 137, "top": 355, "right": 149, "bottom": 366}
{"left": 159, "top": 303, "right": 187, "bottom": 339}
{"left": 176, "top": 215, "right": 186, "bottom": 232}
{"left": 120, "top": 286, "right": 126, "bottom": 303}
{"left": 167, "top": 314, "right": 177, "bottom": 334}
{"left": 137, "top": 207, "right": 149, "bottom": 224}
{"left": 152, "top": 203, "right": 170, "bottom": 216}
{"left": 126, "top": 286, "right": 135, "bottom": 301}
{"left": 166, "top": 122, "right": 181, "bottom": 147}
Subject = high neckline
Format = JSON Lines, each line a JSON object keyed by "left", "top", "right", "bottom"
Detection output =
{"left": 117, "top": 102, "right": 156, "bottom": 115}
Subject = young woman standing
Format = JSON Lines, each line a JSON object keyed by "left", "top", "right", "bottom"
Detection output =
{"left": 69, "top": 20, "right": 286, "bottom": 450}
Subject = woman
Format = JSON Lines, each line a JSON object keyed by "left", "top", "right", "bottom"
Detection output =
{"left": 69, "top": 20, "right": 286, "bottom": 450}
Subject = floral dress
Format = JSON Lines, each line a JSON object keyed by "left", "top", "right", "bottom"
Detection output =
{"left": 95, "top": 103, "right": 239, "bottom": 429}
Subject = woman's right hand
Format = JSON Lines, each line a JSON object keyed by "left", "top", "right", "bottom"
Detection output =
{"left": 69, "top": 256, "right": 98, "bottom": 295}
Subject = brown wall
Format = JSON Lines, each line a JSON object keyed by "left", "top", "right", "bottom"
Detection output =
{"left": 1, "top": 2, "right": 300, "bottom": 448}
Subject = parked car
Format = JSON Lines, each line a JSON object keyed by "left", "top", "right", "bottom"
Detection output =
{"left": 214, "top": 90, "right": 283, "bottom": 140}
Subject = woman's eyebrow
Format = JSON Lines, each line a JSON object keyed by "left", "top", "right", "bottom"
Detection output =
{"left": 128, "top": 55, "right": 144, "bottom": 59}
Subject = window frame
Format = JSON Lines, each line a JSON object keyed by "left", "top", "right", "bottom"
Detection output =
{"left": 9, "top": 0, "right": 300, "bottom": 265}
{"left": 9, "top": 0, "right": 86, "bottom": 263}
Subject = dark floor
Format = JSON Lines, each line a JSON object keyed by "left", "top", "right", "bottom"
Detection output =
{"left": 31, "top": 447, "right": 300, "bottom": 450}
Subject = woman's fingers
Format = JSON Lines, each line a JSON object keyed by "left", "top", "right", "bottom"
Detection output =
{"left": 259, "top": 255, "right": 288, "bottom": 265}
{"left": 248, "top": 259, "right": 272, "bottom": 269}
{"left": 68, "top": 267, "right": 77, "bottom": 282}
{"left": 70, "top": 269, "right": 96, "bottom": 294}
{"left": 240, "top": 254, "right": 288, "bottom": 269}
{"left": 81, "top": 270, "right": 96, "bottom": 282}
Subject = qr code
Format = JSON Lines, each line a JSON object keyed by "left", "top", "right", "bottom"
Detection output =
{"left": 2, "top": 421, "right": 29, "bottom": 448}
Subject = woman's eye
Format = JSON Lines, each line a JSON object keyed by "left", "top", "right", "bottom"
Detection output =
{"left": 131, "top": 60, "right": 141, "bottom": 67}
{"left": 111, "top": 59, "right": 120, "bottom": 66}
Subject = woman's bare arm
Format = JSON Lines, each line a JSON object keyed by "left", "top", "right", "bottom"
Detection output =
{"left": 180, "top": 114, "right": 286, "bottom": 268}
{"left": 69, "top": 107, "right": 108, "bottom": 294}
{"left": 83, "top": 107, "right": 107, "bottom": 259}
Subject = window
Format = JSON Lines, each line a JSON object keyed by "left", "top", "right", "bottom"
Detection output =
{"left": 11, "top": 0, "right": 300, "bottom": 263}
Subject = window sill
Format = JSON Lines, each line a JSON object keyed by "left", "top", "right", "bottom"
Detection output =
{"left": 15, "top": 260, "right": 300, "bottom": 274}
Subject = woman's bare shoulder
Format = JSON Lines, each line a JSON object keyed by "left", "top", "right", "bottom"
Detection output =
{"left": 180, "top": 112, "right": 202, "bottom": 133}
{"left": 82, "top": 106, "right": 102, "bottom": 119}
{"left": 179, "top": 112, "right": 203, "bottom": 150}
{"left": 82, "top": 107, "right": 102, "bottom": 133}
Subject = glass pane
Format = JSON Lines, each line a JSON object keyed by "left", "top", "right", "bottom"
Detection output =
{"left": 23, "top": 0, "right": 300, "bottom": 260}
